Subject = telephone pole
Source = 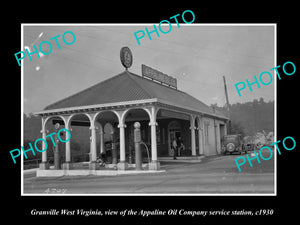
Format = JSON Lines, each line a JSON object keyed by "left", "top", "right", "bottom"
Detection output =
{"left": 223, "top": 76, "right": 230, "bottom": 112}
{"left": 223, "top": 76, "right": 231, "bottom": 133}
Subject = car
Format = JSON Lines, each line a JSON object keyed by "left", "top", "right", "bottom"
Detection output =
{"left": 243, "top": 136, "right": 255, "bottom": 152}
{"left": 221, "top": 134, "right": 246, "bottom": 155}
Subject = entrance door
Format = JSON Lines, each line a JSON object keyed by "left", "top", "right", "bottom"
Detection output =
{"left": 167, "top": 120, "right": 182, "bottom": 156}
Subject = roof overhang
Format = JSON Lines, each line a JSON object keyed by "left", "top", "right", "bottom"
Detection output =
{"left": 157, "top": 99, "right": 229, "bottom": 121}
{"left": 34, "top": 98, "right": 159, "bottom": 116}
{"left": 34, "top": 98, "right": 229, "bottom": 121}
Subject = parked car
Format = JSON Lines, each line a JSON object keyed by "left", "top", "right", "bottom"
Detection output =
{"left": 221, "top": 134, "right": 246, "bottom": 155}
{"left": 243, "top": 136, "right": 255, "bottom": 151}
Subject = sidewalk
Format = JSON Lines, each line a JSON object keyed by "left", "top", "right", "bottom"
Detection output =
{"left": 23, "top": 155, "right": 275, "bottom": 194}
{"left": 24, "top": 155, "right": 206, "bottom": 177}
{"left": 158, "top": 155, "right": 205, "bottom": 163}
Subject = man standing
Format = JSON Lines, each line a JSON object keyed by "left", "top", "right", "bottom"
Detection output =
{"left": 177, "top": 136, "right": 184, "bottom": 157}
{"left": 172, "top": 138, "right": 177, "bottom": 160}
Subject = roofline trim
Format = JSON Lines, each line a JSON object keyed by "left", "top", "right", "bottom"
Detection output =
{"left": 34, "top": 98, "right": 159, "bottom": 115}
{"left": 157, "top": 99, "right": 229, "bottom": 121}
{"left": 34, "top": 98, "right": 229, "bottom": 121}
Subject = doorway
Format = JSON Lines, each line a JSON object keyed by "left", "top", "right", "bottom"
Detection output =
{"left": 168, "top": 120, "right": 182, "bottom": 156}
{"left": 169, "top": 131, "right": 182, "bottom": 156}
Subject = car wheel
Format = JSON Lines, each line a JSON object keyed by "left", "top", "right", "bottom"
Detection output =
{"left": 226, "top": 143, "right": 235, "bottom": 153}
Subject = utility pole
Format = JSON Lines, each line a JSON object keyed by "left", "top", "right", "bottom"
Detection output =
{"left": 223, "top": 76, "right": 230, "bottom": 112}
{"left": 223, "top": 76, "right": 231, "bottom": 134}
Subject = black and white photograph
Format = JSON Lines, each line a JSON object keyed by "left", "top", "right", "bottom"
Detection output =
{"left": 21, "top": 24, "right": 275, "bottom": 195}
{"left": 4, "top": 5, "right": 298, "bottom": 224}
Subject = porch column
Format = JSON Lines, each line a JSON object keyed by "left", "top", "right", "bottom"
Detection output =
{"left": 117, "top": 123, "right": 128, "bottom": 170}
{"left": 97, "top": 123, "right": 105, "bottom": 154}
{"left": 148, "top": 106, "right": 160, "bottom": 170}
{"left": 190, "top": 126, "right": 196, "bottom": 156}
{"left": 62, "top": 126, "right": 72, "bottom": 170}
{"left": 198, "top": 116, "right": 204, "bottom": 155}
{"left": 190, "top": 115, "right": 196, "bottom": 156}
{"left": 100, "top": 129, "right": 105, "bottom": 154}
{"left": 41, "top": 129, "right": 47, "bottom": 162}
{"left": 65, "top": 131, "right": 71, "bottom": 162}
{"left": 65, "top": 121, "right": 72, "bottom": 163}
{"left": 39, "top": 128, "right": 49, "bottom": 170}
{"left": 150, "top": 121, "right": 157, "bottom": 161}
{"left": 89, "top": 125, "right": 99, "bottom": 170}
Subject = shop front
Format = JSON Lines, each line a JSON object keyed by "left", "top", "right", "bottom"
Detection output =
{"left": 34, "top": 47, "right": 229, "bottom": 171}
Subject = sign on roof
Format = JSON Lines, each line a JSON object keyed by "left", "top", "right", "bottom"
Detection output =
{"left": 141, "top": 64, "right": 177, "bottom": 89}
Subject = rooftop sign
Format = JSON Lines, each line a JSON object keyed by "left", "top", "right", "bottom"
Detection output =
{"left": 120, "top": 46, "right": 133, "bottom": 69}
{"left": 141, "top": 64, "right": 177, "bottom": 89}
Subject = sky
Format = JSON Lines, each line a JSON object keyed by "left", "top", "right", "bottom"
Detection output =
{"left": 22, "top": 24, "right": 275, "bottom": 115}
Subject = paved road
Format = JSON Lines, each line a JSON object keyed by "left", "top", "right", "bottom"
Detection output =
{"left": 23, "top": 154, "right": 274, "bottom": 194}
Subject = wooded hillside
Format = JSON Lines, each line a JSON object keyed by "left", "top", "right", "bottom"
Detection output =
{"left": 212, "top": 97, "right": 274, "bottom": 136}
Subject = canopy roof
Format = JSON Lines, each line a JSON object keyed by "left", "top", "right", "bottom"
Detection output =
{"left": 41, "top": 70, "right": 228, "bottom": 120}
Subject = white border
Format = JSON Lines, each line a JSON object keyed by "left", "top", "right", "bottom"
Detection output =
{"left": 21, "top": 23, "right": 277, "bottom": 196}
{"left": 274, "top": 24, "right": 277, "bottom": 196}
{"left": 21, "top": 24, "right": 24, "bottom": 195}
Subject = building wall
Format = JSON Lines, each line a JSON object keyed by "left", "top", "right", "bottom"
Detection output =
{"left": 202, "top": 117, "right": 227, "bottom": 156}
{"left": 203, "top": 117, "right": 215, "bottom": 156}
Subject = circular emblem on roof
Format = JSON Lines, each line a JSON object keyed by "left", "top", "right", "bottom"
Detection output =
{"left": 120, "top": 47, "right": 133, "bottom": 69}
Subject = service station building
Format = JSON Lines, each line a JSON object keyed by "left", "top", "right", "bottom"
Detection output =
{"left": 34, "top": 47, "right": 229, "bottom": 171}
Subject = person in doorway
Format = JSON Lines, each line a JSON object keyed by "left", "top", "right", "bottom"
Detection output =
{"left": 177, "top": 136, "right": 185, "bottom": 157}
{"left": 172, "top": 138, "right": 177, "bottom": 160}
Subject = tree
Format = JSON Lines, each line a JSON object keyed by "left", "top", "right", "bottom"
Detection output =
{"left": 211, "top": 98, "right": 274, "bottom": 136}
{"left": 230, "top": 120, "right": 245, "bottom": 136}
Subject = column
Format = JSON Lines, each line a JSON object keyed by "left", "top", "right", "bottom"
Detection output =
{"left": 97, "top": 123, "right": 105, "bottom": 155}
{"left": 198, "top": 127, "right": 204, "bottom": 155}
{"left": 89, "top": 125, "right": 99, "bottom": 170}
{"left": 65, "top": 130, "right": 71, "bottom": 162}
{"left": 117, "top": 123, "right": 128, "bottom": 170}
{"left": 99, "top": 129, "right": 105, "bottom": 154}
{"left": 198, "top": 116, "right": 204, "bottom": 155}
{"left": 190, "top": 115, "right": 196, "bottom": 156}
{"left": 150, "top": 122, "right": 157, "bottom": 161}
{"left": 148, "top": 106, "right": 160, "bottom": 170}
{"left": 42, "top": 129, "right": 47, "bottom": 162}
{"left": 190, "top": 126, "right": 196, "bottom": 156}
{"left": 111, "top": 129, "right": 117, "bottom": 165}
{"left": 63, "top": 127, "right": 72, "bottom": 170}
{"left": 39, "top": 129, "right": 49, "bottom": 170}
{"left": 197, "top": 127, "right": 201, "bottom": 155}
